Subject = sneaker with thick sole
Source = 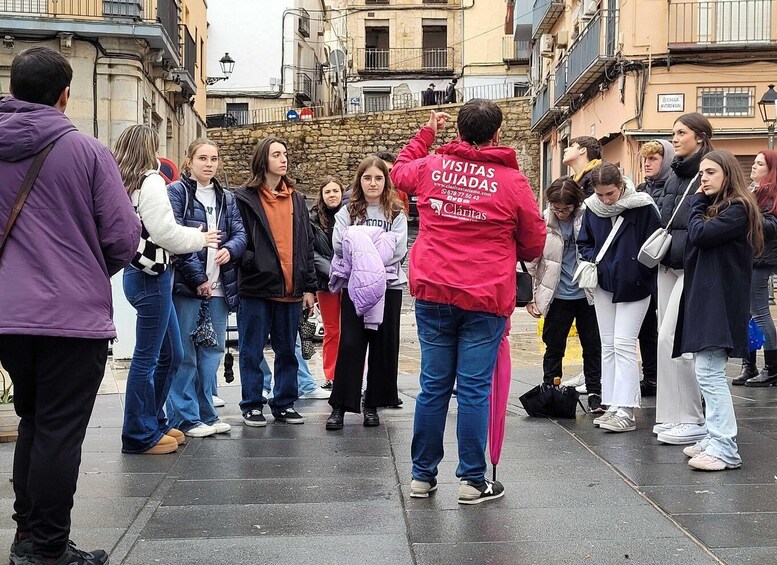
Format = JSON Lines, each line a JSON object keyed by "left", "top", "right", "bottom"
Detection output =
{"left": 12, "top": 540, "right": 109, "bottom": 565}
{"left": 242, "top": 410, "right": 267, "bottom": 427}
{"left": 560, "top": 371, "right": 585, "bottom": 389}
{"left": 299, "top": 388, "right": 331, "bottom": 400}
{"left": 657, "top": 423, "right": 707, "bottom": 445}
{"left": 142, "top": 434, "right": 178, "bottom": 455}
{"left": 210, "top": 420, "right": 231, "bottom": 434}
{"left": 166, "top": 428, "right": 185, "bottom": 445}
{"left": 588, "top": 394, "right": 605, "bottom": 414}
{"left": 600, "top": 413, "right": 636, "bottom": 432}
{"left": 575, "top": 383, "right": 588, "bottom": 394}
{"left": 363, "top": 407, "right": 380, "bottom": 427}
{"left": 688, "top": 453, "right": 741, "bottom": 471}
{"left": 410, "top": 478, "right": 438, "bottom": 498}
{"left": 683, "top": 443, "right": 704, "bottom": 458}
{"left": 458, "top": 478, "right": 505, "bottom": 505}
{"left": 273, "top": 408, "right": 304, "bottom": 424}
{"left": 212, "top": 395, "right": 225, "bottom": 407}
{"left": 184, "top": 423, "right": 216, "bottom": 438}
{"left": 593, "top": 410, "right": 616, "bottom": 427}
{"left": 652, "top": 422, "right": 677, "bottom": 435}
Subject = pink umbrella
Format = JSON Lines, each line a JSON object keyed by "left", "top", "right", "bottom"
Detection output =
{"left": 488, "top": 319, "right": 512, "bottom": 481}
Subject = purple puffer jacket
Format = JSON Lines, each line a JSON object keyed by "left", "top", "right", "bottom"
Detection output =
{"left": 0, "top": 97, "right": 140, "bottom": 338}
{"left": 329, "top": 226, "right": 398, "bottom": 329}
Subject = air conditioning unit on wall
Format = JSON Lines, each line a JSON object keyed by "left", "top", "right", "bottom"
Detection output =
{"left": 584, "top": 0, "right": 599, "bottom": 17}
{"left": 540, "top": 34, "right": 554, "bottom": 57}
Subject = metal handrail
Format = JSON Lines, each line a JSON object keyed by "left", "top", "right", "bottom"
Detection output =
{"left": 0, "top": 0, "right": 156, "bottom": 20}
{"left": 668, "top": 0, "right": 774, "bottom": 45}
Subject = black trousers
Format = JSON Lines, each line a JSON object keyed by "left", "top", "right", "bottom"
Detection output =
{"left": 542, "top": 298, "right": 602, "bottom": 395}
{"left": 0, "top": 335, "right": 107, "bottom": 556}
{"left": 329, "top": 289, "right": 402, "bottom": 413}
{"left": 637, "top": 294, "right": 658, "bottom": 384}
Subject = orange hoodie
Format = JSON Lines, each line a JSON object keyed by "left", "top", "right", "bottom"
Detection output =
{"left": 258, "top": 181, "right": 298, "bottom": 302}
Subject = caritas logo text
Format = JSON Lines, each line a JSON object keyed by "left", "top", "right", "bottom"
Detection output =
{"left": 429, "top": 198, "right": 487, "bottom": 222}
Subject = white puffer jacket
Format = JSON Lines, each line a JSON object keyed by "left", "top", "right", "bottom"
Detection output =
{"left": 526, "top": 206, "right": 593, "bottom": 316}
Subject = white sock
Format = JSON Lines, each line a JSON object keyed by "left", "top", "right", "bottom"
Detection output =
{"left": 615, "top": 407, "right": 634, "bottom": 419}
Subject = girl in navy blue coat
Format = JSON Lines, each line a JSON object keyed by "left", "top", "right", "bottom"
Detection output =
{"left": 676, "top": 150, "right": 763, "bottom": 471}
{"left": 166, "top": 139, "right": 246, "bottom": 438}
{"left": 577, "top": 163, "right": 661, "bottom": 433}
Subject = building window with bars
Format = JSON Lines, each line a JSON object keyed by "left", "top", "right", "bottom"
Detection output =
{"left": 698, "top": 86, "right": 754, "bottom": 117}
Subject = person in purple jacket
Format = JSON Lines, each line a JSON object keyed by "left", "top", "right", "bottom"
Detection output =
{"left": 0, "top": 48, "right": 140, "bottom": 565}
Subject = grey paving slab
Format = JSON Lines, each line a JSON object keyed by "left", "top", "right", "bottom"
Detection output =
{"left": 676, "top": 513, "right": 777, "bottom": 549}
{"left": 141, "top": 501, "right": 406, "bottom": 540}
{"left": 191, "top": 437, "right": 393, "bottom": 458}
{"left": 177, "top": 455, "right": 396, "bottom": 480}
{"left": 408, "top": 460, "right": 618, "bottom": 485}
{"left": 405, "top": 505, "right": 686, "bottom": 544}
{"left": 78, "top": 451, "right": 183, "bottom": 475}
{"left": 713, "top": 546, "right": 777, "bottom": 565}
{"left": 614, "top": 462, "right": 777, "bottom": 487}
{"left": 163, "top": 478, "right": 399, "bottom": 506}
{"left": 412, "top": 539, "right": 718, "bottom": 565}
{"left": 123, "top": 535, "right": 413, "bottom": 565}
{"left": 640, "top": 484, "right": 777, "bottom": 514}
{"left": 0, "top": 528, "right": 126, "bottom": 556}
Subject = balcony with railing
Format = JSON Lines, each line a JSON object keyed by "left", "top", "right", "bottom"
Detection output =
{"left": 172, "top": 27, "right": 197, "bottom": 97}
{"left": 295, "top": 72, "right": 313, "bottom": 101}
{"left": 355, "top": 47, "right": 455, "bottom": 74}
{"left": 565, "top": 10, "right": 618, "bottom": 97}
{"left": 668, "top": 0, "right": 776, "bottom": 50}
{"left": 0, "top": 0, "right": 179, "bottom": 64}
{"left": 531, "top": 83, "right": 560, "bottom": 132}
{"left": 502, "top": 37, "right": 531, "bottom": 63}
{"left": 554, "top": 58, "right": 568, "bottom": 104}
{"left": 532, "top": 0, "right": 566, "bottom": 40}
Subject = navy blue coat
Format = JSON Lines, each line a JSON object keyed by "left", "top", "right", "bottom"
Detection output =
{"left": 167, "top": 175, "right": 247, "bottom": 310}
{"left": 577, "top": 204, "right": 661, "bottom": 302}
{"left": 675, "top": 195, "right": 753, "bottom": 359}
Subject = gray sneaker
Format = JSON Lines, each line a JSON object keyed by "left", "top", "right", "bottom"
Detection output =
{"left": 410, "top": 478, "right": 437, "bottom": 498}
{"left": 458, "top": 478, "right": 505, "bottom": 505}
{"left": 600, "top": 413, "right": 636, "bottom": 432}
{"left": 593, "top": 410, "right": 616, "bottom": 427}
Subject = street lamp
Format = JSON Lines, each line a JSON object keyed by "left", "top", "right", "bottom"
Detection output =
{"left": 757, "top": 84, "right": 777, "bottom": 150}
{"left": 206, "top": 53, "right": 236, "bottom": 86}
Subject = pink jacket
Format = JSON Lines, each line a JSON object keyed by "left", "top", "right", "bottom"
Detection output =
{"left": 391, "top": 126, "right": 546, "bottom": 317}
{"left": 329, "top": 226, "right": 398, "bottom": 329}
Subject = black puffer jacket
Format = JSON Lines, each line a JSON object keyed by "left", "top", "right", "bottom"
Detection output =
{"left": 309, "top": 203, "right": 342, "bottom": 291}
{"left": 637, "top": 177, "right": 668, "bottom": 201}
{"left": 656, "top": 150, "right": 706, "bottom": 269}
{"left": 756, "top": 212, "right": 777, "bottom": 268}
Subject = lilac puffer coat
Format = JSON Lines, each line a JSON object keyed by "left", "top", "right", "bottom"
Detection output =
{"left": 329, "top": 226, "right": 398, "bottom": 329}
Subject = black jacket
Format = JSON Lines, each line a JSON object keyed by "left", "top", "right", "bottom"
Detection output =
{"left": 234, "top": 186, "right": 316, "bottom": 299}
{"left": 577, "top": 204, "right": 662, "bottom": 303}
{"left": 309, "top": 204, "right": 342, "bottom": 291}
{"left": 168, "top": 175, "right": 247, "bottom": 310}
{"left": 656, "top": 150, "right": 705, "bottom": 269}
{"left": 637, "top": 177, "right": 668, "bottom": 201}
{"left": 578, "top": 170, "right": 595, "bottom": 198}
{"left": 676, "top": 195, "right": 752, "bottom": 359}
{"left": 755, "top": 212, "right": 777, "bottom": 268}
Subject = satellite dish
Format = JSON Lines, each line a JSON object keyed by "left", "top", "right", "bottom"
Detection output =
{"left": 328, "top": 49, "right": 345, "bottom": 71}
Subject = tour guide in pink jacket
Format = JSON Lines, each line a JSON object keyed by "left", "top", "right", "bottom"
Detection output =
{"left": 391, "top": 100, "right": 546, "bottom": 504}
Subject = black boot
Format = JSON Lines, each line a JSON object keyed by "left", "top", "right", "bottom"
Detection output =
{"left": 640, "top": 380, "right": 657, "bottom": 397}
{"left": 363, "top": 407, "right": 380, "bottom": 427}
{"left": 746, "top": 349, "right": 777, "bottom": 387}
{"left": 733, "top": 350, "right": 758, "bottom": 385}
{"left": 326, "top": 406, "right": 344, "bottom": 430}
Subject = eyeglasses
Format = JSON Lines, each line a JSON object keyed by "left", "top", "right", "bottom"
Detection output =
{"left": 549, "top": 205, "right": 574, "bottom": 214}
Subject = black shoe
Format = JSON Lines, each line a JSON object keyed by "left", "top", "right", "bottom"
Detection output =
{"left": 744, "top": 368, "right": 777, "bottom": 387}
{"left": 458, "top": 478, "right": 505, "bottom": 505}
{"left": 12, "top": 540, "right": 109, "bottom": 565}
{"left": 640, "top": 380, "right": 657, "bottom": 397}
{"left": 387, "top": 398, "right": 403, "bottom": 409}
{"left": 588, "top": 394, "right": 606, "bottom": 414}
{"left": 321, "top": 381, "right": 333, "bottom": 390}
{"left": 272, "top": 408, "right": 305, "bottom": 424}
{"left": 363, "top": 407, "right": 380, "bottom": 427}
{"left": 242, "top": 409, "right": 267, "bottom": 427}
{"left": 326, "top": 407, "right": 344, "bottom": 430}
{"left": 733, "top": 352, "right": 759, "bottom": 386}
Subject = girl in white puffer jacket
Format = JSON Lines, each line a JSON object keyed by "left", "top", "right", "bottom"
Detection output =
{"left": 526, "top": 176, "right": 603, "bottom": 413}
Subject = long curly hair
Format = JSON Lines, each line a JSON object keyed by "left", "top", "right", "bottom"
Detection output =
{"left": 315, "top": 176, "right": 343, "bottom": 230}
{"left": 754, "top": 150, "right": 777, "bottom": 215}
{"left": 701, "top": 150, "right": 764, "bottom": 257}
{"left": 347, "top": 156, "right": 403, "bottom": 223}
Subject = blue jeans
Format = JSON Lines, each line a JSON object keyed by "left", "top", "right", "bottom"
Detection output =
{"left": 260, "top": 335, "right": 318, "bottom": 395}
{"left": 122, "top": 267, "right": 182, "bottom": 453}
{"left": 750, "top": 267, "right": 777, "bottom": 350}
{"left": 238, "top": 297, "right": 301, "bottom": 413}
{"left": 166, "top": 295, "right": 228, "bottom": 431}
{"left": 694, "top": 347, "right": 741, "bottom": 466}
{"left": 411, "top": 300, "right": 506, "bottom": 483}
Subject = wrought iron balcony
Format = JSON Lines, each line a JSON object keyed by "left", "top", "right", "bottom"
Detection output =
{"left": 531, "top": 84, "right": 560, "bottom": 132}
{"left": 295, "top": 72, "right": 313, "bottom": 101}
{"left": 172, "top": 27, "right": 197, "bottom": 97}
{"left": 565, "top": 10, "right": 618, "bottom": 97}
{"left": 554, "top": 58, "right": 568, "bottom": 105}
{"left": 355, "top": 47, "right": 455, "bottom": 73}
{"left": 532, "top": 0, "right": 565, "bottom": 40}
{"left": 668, "top": 0, "right": 776, "bottom": 50}
{"left": 502, "top": 37, "right": 531, "bottom": 63}
{"left": 0, "top": 0, "right": 154, "bottom": 19}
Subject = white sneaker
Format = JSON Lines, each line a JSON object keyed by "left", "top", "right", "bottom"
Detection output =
{"left": 184, "top": 423, "right": 217, "bottom": 437}
{"left": 210, "top": 420, "right": 231, "bottom": 434}
{"left": 575, "top": 383, "right": 588, "bottom": 394}
{"left": 657, "top": 423, "right": 707, "bottom": 445}
{"left": 264, "top": 389, "right": 273, "bottom": 400}
{"left": 652, "top": 422, "right": 677, "bottom": 435}
{"left": 560, "top": 371, "right": 585, "bottom": 388}
{"left": 683, "top": 443, "right": 704, "bottom": 458}
{"left": 212, "top": 395, "right": 225, "bottom": 407}
{"left": 300, "top": 387, "right": 331, "bottom": 400}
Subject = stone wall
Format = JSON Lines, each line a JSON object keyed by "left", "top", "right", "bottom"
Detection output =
{"left": 208, "top": 98, "right": 539, "bottom": 197}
